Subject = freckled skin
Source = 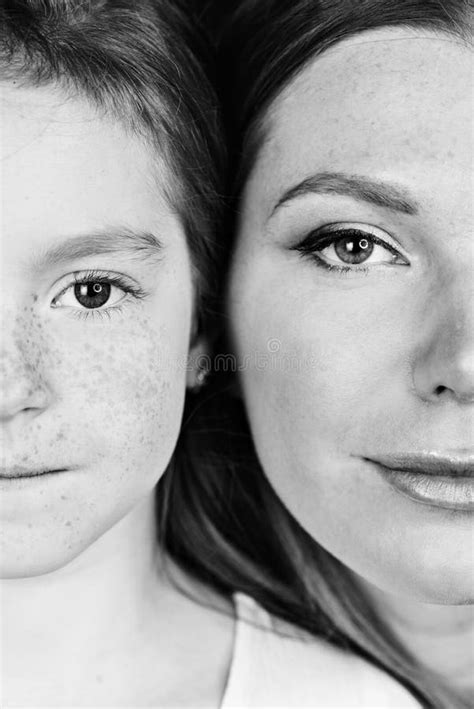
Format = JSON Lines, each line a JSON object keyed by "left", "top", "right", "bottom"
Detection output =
{"left": 229, "top": 31, "right": 474, "bottom": 603}
{"left": 0, "top": 83, "right": 194, "bottom": 577}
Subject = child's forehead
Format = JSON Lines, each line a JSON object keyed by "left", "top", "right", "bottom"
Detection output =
{"left": 2, "top": 81, "right": 182, "bottom": 263}
{"left": 3, "top": 81, "right": 140, "bottom": 150}
{"left": 3, "top": 80, "right": 171, "bottom": 191}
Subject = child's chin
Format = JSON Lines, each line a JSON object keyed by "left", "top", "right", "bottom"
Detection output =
{"left": 0, "top": 535, "right": 89, "bottom": 580}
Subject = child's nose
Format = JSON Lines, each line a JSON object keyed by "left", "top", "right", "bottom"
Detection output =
{"left": 0, "top": 328, "right": 52, "bottom": 424}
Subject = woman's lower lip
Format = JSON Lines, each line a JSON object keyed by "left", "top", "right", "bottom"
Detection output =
{"left": 375, "top": 466, "right": 474, "bottom": 512}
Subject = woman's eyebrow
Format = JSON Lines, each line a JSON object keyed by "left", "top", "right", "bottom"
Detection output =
{"left": 29, "top": 227, "right": 164, "bottom": 272}
{"left": 269, "top": 172, "right": 419, "bottom": 219}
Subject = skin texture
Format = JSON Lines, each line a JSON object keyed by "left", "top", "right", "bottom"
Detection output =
{"left": 1, "top": 83, "right": 194, "bottom": 577}
{"left": 0, "top": 83, "right": 233, "bottom": 706}
{"left": 228, "top": 30, "right": 474, "bottom": 606}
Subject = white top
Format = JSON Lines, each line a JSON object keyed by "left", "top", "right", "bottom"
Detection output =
{"left": 221, "top": 593, "right": 420, "bottom": 708}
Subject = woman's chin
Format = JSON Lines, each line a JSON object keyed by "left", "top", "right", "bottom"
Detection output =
{"left": 408, "top": 565, "right": 473, "bottom": 606}
{"left": 355, "top": 552, "right": 474, "bottom": 607}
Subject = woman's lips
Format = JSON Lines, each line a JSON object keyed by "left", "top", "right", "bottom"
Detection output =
{"left": 365, "top": 453, "right": 474, "bottom": 512}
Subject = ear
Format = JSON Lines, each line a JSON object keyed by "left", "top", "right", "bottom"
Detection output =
{"left": 186, "top": 334, "right": 211, "bottom": 390}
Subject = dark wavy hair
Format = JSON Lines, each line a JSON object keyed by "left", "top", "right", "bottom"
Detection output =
{"left": 160, "top": 2, "right": 472, "bottom": 708}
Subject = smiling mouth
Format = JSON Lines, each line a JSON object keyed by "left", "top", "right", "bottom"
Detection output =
{"left": 365, "top": 453, "right": 474, "bottom": 512}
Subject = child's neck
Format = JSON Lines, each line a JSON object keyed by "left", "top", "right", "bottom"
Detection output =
{"left": 1, "top": 494, "right": 233, "bottom": 707}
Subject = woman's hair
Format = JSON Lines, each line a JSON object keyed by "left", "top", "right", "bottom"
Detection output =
{"left": 0, "top": 0, "right": 226, "bottom": 331}
{"left": 160, "top": 2, "right": 472, "bottom": 709}
{"left": 212, "top": 0, "right": 471, "bottom": 194}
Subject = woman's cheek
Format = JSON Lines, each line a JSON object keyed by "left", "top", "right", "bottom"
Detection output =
{"left": 242, "top": 285, "right": 387, "bottom": 421}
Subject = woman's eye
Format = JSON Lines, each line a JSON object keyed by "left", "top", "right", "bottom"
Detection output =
{"left": 324, "top": 234, "right": 378, "bottom": 265}
{"left": 51, "top": 270, "right": 147, "bottom": 319}
{"left": 293, "top": 226, "right": 408, "bottom": 272}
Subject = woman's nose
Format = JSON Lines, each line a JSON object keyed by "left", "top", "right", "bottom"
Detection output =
{"left": 412, "top": 280, "right": 474, "bottom": 405}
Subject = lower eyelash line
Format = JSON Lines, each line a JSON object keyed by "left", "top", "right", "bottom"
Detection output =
{"left": 292, "top": 229, "right": 409, "bottom": 273}
{"left": 296, "top": 250, "right": 369, "bottom": 275}
{"left": 68, "top": 302, "right": 127, "bottom": 322}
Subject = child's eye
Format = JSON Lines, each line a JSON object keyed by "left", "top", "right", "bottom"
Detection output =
{"left": 56, "top": 280, "right": 124, "bottom": 309}
{"left": 51, "top": 270, "right": 147, "bottom": 320}
{"left": 293, "top": 224, "right": 409, "bottom": 273}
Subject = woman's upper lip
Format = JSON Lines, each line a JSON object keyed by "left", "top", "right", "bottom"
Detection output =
{"left": 365, "top": 452, "right": 474, "bottom": 477}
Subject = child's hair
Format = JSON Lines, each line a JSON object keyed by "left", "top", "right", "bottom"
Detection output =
{"left": 159, "top": 2, "right": 473, "bottom": 709}
{"left": 0, "top": 0, "right": 226, "bottom": 330}
{"left": 3, "top": 3, "right": 471, "bottom": 706}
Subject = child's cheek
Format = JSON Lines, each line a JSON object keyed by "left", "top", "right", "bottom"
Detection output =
{"left": 44, "top": 314, "right": 188, "bottom": 483}
{"left": 0, "top": 313, "right": 189, "bottom": 577}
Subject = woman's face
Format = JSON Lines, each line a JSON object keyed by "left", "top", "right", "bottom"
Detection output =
{"left": 228, "top": 30, "right": 473, "bottom": 604}
{"left": 1, "top": 83, "right": 195, "bottom": 577}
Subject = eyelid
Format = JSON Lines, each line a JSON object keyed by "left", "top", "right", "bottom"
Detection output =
{"left": 311, "top": 222, "right": 405, "bottom": 251}
{"left": 294, "top": 222, "right": 409, "bottom": 261}
{"left": 50, "top": 268, "right": 140, "bottom": 295}
{"left": 50, "top": 269, "right": 148, "bottom": 312}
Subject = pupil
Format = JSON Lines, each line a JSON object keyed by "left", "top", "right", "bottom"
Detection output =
{"left": 74, "top": 282, "right": 111, "bottom": 309}
{"left": 335, "top": 235, "right": 374, "bottom": 264}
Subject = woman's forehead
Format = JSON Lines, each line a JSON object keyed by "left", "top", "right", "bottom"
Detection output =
{"left": 247, "top": 29, "right": 471, "bottom": 215}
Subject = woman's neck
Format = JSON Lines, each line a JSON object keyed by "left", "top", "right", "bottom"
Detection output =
{"left": 1, "top": 494, "right": 234, "bottom": 707}
{"left": 363, "top": 580, "right": 474, "bottom": 704}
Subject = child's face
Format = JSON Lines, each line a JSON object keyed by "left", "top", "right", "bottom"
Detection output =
{"left": 1, "top": 83, "right": 194, "bottom": 577}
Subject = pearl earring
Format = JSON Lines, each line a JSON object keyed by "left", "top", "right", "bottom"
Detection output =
{"left": 195, "top": 367, "right": 209, "bottom": 387}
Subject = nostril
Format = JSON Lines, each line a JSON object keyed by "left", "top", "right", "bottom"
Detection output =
{"left": 0, "top": 373, "right": 51, "bottom": 419}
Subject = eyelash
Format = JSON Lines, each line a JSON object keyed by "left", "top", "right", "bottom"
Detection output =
{"left": 52, "top": 269, "right": 148, "bottom": 322}
{"left": 292, "top": 226, "right": 408, "bottom": 273}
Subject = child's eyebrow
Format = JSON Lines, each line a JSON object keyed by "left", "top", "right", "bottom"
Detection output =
{"left": 30, "top": 227, "right": 164, "bottom": 272}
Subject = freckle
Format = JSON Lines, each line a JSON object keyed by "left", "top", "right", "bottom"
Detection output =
{"left": 61, "top": 495, "right": 67, "bottom": 500}
{"left": 96, "top": 674, "right": 104, "bottom": 684}
{"left": 65, "top": 521, "right": 72, "bottom": 527}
